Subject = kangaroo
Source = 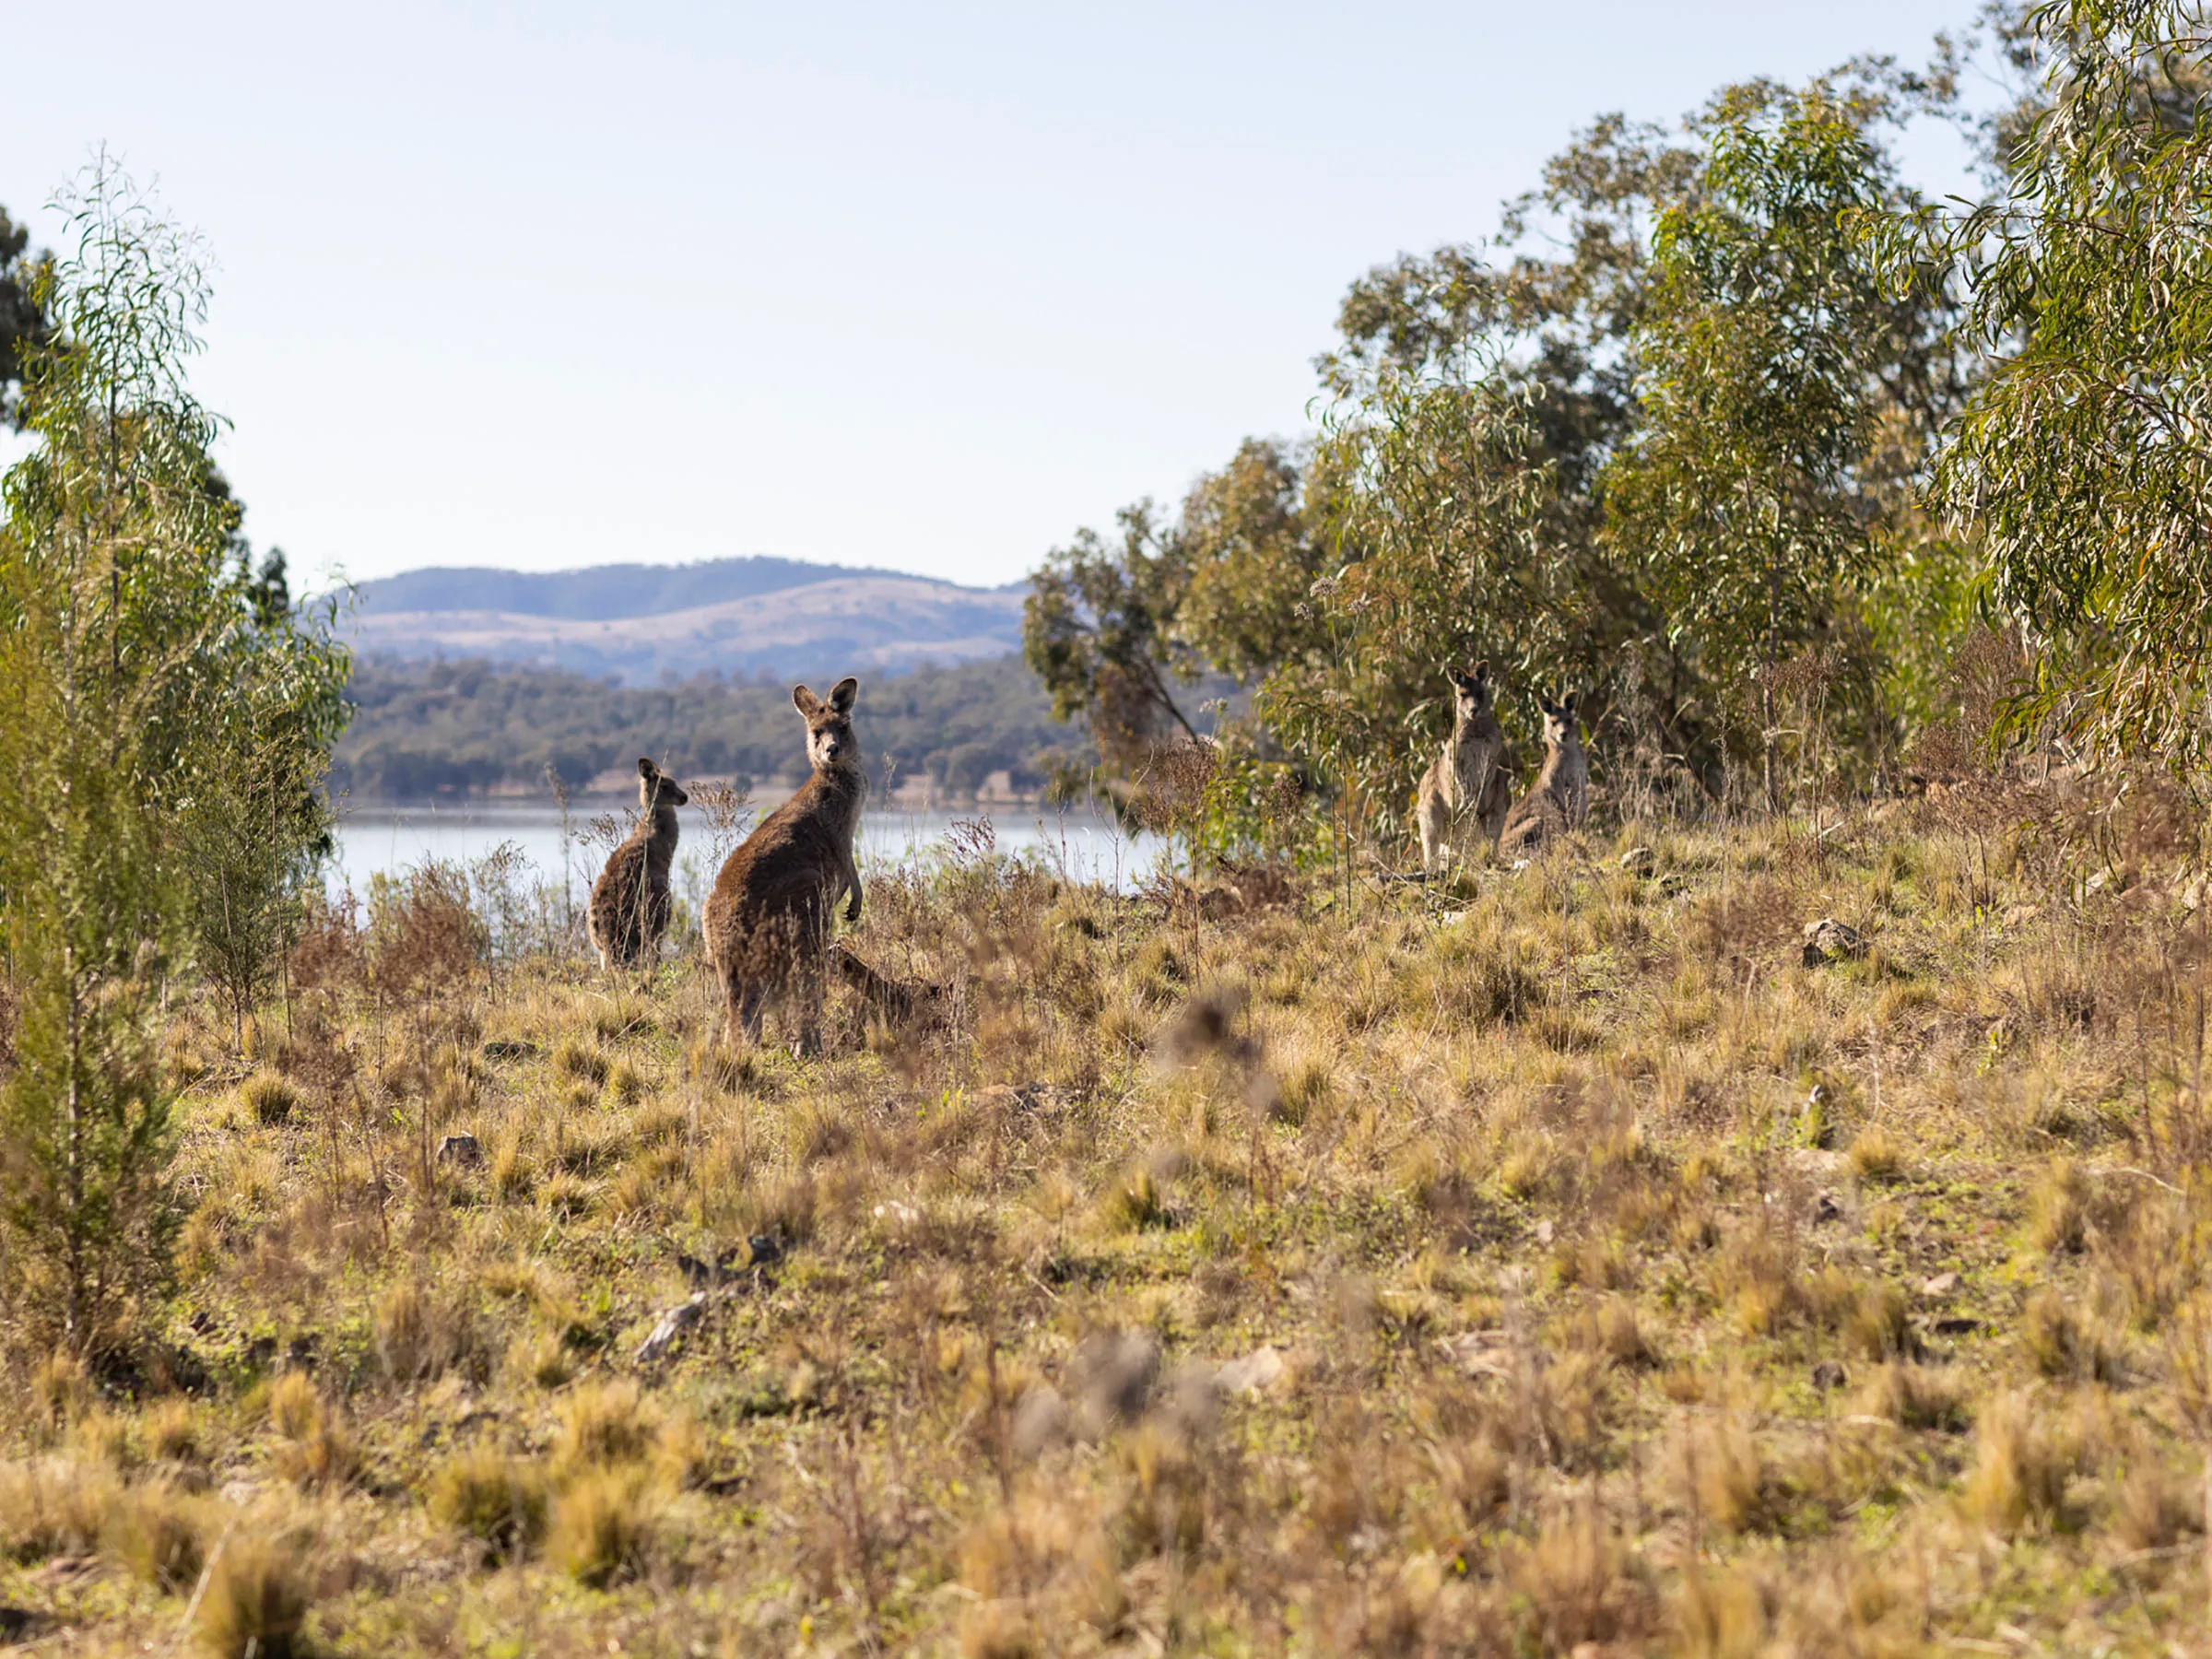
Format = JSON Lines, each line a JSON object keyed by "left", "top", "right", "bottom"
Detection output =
{"left": 1500, "top": 692, "right": 1588, "bottom": 856}
{"left": 702, "top": 677, "right": 865, "bottom": 1053}
{"left": 587, "top": 758, "right": 689, "bottom": 971}
{"left": 835, "top": 944, "right": 950, "bottom": 1030}
{"left": 1416, "top": 662, "right": 1512, "bottom": 873}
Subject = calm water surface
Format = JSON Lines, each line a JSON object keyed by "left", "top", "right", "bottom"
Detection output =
{"left": 331, "top": 800, "right": 1164, "bottom": 897}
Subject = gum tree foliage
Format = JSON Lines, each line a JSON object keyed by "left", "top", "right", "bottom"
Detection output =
{"left": 1023, "top": 441, "right": 1326, "bottom": 829}
{"left": 1601, "top": 86, "right": 1925, "bottom": 806}
{"left": 1023, "top": 500, "right": 1200, "bottom": 749}
{"left": 1891, "top": 0, "right": 2212, "bottom": 768}
{"left": 1171, "top": 438, "right": 1330, "bottom": 689}
{"left": 0, "top": 160, "right": 348, "bottom": 1357}
{"left": 1312, "top": 120, "right": 1746, "bottom": 794}
{"left": 173, "top": 464, "right": 347, "bottom": 1042}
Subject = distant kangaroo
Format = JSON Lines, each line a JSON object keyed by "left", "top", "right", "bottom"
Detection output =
{"left": 587, "top": 759, "right": 689, "bottom": 971}
{"left": 1417, "top": 662, "right": 1512, "bottom": 873}
{"left": 703, "top": 677, "right": 865, "bottom": 1053}
{"left": 1500, "top": 693, "right": 1587, "bottom": 856}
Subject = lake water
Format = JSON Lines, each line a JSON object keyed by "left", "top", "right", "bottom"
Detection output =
{"left": 331, "top": 800, "right": 1167, "bottom": 897}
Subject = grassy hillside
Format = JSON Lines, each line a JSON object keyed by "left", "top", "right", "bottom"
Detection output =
{"left": 3, "top": 791, "right": 2207, "bottom": 1653}
{"left": 333, "top": 653, "right": 1084, "bottom": 800}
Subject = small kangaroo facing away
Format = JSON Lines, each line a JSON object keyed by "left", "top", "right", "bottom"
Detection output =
{"left": 703, "top": 677, "right": 865, "bottom": 1053}
{"left": 1417, "top": 662, "right": 1512, "bottom": 873}
{"left": 588, "top": 759, "right": 689, "bottom": 971}
{"left": 1499, "top": 692, "right": 1588, "bottom": 856}
{"left": 835, "top": 944, "right": 950, "bottom": 1030}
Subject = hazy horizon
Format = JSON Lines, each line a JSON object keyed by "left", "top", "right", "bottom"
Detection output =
{"left": 6, "top": 2, "right": 1990, "bottom": 596}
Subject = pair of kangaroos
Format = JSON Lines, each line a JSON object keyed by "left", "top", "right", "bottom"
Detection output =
{"left": 588, "top": 676, "right": 907, "bottom": 1053}
{"left": 1415, "top": 661, "right": 1587, "bottom": 873}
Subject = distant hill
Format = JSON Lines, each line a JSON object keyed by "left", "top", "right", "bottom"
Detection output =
{"left": 337, "top": 556, "right": 1028, "bottom": 685}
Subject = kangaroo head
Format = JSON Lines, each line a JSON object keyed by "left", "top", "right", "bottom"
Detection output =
{"left": 1537, "top": 692, "right": 1581, "bottom": 747}
{"left": 1446, "top": 661, "right": 1493, "bottom": 724}
{"left": 793, "top": 677, "right": 861, "bottom": 772}
{"left": 638, "top": 758, "right": 689, "bottom": 810}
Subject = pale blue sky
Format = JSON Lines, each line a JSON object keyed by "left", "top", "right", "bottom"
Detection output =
{"left": 3, "top": 2, "right": 1991, "bottom": 593}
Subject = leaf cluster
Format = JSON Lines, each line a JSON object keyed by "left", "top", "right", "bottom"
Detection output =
{"left": 1903, "top": 0, "right": 2212, "bottom": 767}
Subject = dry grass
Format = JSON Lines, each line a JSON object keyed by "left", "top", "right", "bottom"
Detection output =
{"left": 238, "top": 1070, "right": 301, "bottom": 1127}
{"left": 429, "top": 1445, "right": 552, "bottom": 1559}
{"left": 547, "top": 1466, "right": 665, "bottom": 1587}
{"left": 194, "top": 1527, "right": 313, "bottom": 1658}
{"left": 9, "top": 808, "right": 2212, "bottom": 1650}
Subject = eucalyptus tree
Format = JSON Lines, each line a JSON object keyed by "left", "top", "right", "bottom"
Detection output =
{"left": 1022, "top": 499, "right": 1202, "bottom": 769}
{"left": 1600, "top": 85, "right": 1936, "bottom": 806}
{"left": 1171, "top": 438, "right": 1328, "bottom": 690}
{"left": 0, "top": 159, "right": 348, "bottom": 1357}
{"left": 1894, "top": 0, "right": 2212, "bottom": 770}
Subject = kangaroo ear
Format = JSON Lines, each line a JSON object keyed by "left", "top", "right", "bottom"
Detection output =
{"left": 1562, "top": 692, "right": 1580, "bottom": 718}
{"left": 828, "top": 677, "right": 859, "bottom": 714}
{"left": 1473, "top": 659, "right": 1490, "bottom": 685}
{"left": 793, "top": 684, "right": 822, "bottom": 718}
{"left": 638, "top": 758, "right": 656, "bottom": 779}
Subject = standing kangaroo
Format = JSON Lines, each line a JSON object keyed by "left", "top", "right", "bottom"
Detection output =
{"left": 1417, "top": 662, "right": 1512, "bottom": 873}
{"left": 587, "top": 759, "right": 688, "bottom": 971}
{"left": 702, "top": 677, "right": 865, "bottom": 1053}
{"left": 1500, "top": 692, "right": 1587, "bottom": 856}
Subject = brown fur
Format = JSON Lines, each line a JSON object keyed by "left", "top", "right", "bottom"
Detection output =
{"left": 1416, "top": 662, "right": 1512, "bottom": 872}
{"left": 702, "top": 677, "right": 865, "bottom": 1053}
{"left": 587, "top": 759, "right": 689, "bottom": 971}
{"left": 1500, "top": 692, "right": 1588, "bottom": 856}
{"left": 835, "top": 945, "right": 950, "bottom": 1030}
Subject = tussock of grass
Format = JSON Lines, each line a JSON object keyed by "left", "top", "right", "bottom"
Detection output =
{"left": 239, "top": 1070, "right": 301, "bottom": 1126}
{"left": 2110, "top": 1458, "right": 2204, "bottom": 1552}
{"left": 1848, "top": 1122, "right": 1903, "bottom": 1181}
{"left": 194, "top": 1529, "right": 312, "bottom": 1659}
{"left": 552, "top": 1033, "right": 609, "bottom": 1087}
{"left": 2029, "top": 1158, "right": 2094, "bottom": 1254}
{"left": 0, "top": 1459, "right": 117, "bottom": 1561}
{"left": 1856, "top": 1361, "right": 1971, "bottom": 1432}
{"left": 554, "top": 1378, "right": 660, "bottom": 1473}
{"left": 105, "top": 1477, "right": 209, "bottom": 1591}
{"left": 1963, "top": 1391, "right": 2080, "bottom": 1535}
{"left": 429, "top": 1446, "right": 551, "bottom": 1559}
{"left": 374, "top": 1277, "right": 487, "bottom": 1382}
{"left": 548, "top": 1466, "right": 663, "bottom": 1586}
{"left": 146, "top": 1399, "right": 205, "bottom": 1465}
{"left": 264, "top": 1373, "right": 357, "bottom": 1490}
